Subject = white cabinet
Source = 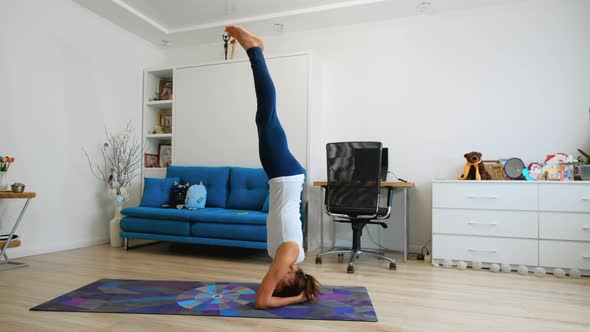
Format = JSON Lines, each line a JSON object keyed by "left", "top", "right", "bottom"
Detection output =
{"left": 432, "top": 209, "right": 538, "bottom": 238}
{"left": 141, "top": 53, "right": 314, "bottom": 183}
{"left": 539, "top": 183, "right": 590, "bottom": 213}
{"left": 432, "top": 180, "right": 590, "bottom": 275}
{"left": 539, "top": 212, "right": 590, "bottom": 241}
{"left": 433, "top": 234, "right": 538, "bottom": 266}
{"left": 433, "top": 182, "right": 537, "bottom": 211}
{"left": 172, "top": 54, "right": 310, "bottom": 169}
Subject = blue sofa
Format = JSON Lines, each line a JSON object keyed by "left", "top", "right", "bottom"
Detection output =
{"left": 120, "top": 166, "right": 303, "bottom": 250}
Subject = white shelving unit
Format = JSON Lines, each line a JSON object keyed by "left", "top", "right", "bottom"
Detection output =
{"left": 142, "top": 67, "right": 174, "bottom": 180}
{"left": 145, "top": 100, "right": 173, "bottom": 109}
{"left": 146, "top": 133, "right": 173, "bottom": 139}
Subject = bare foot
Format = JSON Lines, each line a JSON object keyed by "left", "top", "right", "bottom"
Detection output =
{"left": 225, "top": 25, "right": 264, "bottom": 51}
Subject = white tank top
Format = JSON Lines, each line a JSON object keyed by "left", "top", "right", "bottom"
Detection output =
{"left": 266, "top": 174, "right": 305, "bottom": 264}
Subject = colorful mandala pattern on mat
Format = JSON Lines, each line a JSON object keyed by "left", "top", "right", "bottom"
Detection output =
{"left": 176, "top": 284, "right": 255, "bottom": 312}
{"left": 31, "top": 279, "right": 377, "bottom": 322}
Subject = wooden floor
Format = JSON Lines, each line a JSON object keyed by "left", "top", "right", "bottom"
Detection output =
{"left": 1, "top": 243, "right": 589, "bottom": 332}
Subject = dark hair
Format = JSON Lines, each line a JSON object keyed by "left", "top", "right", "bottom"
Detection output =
{"left": 274, "top": 269, "right": 320, "bottom": 301}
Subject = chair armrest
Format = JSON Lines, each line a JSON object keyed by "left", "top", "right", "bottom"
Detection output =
{"left": 375, "top": 187, "right": 394, "bottom": 220}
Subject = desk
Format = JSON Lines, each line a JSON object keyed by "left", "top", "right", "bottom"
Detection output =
{"left": 0, "top": 191, "right": 36, "bottom": 271}
{"left": 313, "top": 181, "right": 414, "bottom": 262}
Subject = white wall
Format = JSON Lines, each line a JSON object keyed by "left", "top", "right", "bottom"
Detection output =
{"left": 165, "top": 0, "right": 590, "bottom": 253}
{"left": 0, "top": 0, "right": 164, "bottom": 258}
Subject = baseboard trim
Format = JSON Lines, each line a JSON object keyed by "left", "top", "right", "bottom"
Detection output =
{"left": 6, "top": 237, "right": 109, "bottom": 259}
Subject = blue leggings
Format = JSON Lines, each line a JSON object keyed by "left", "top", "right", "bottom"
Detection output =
{"left": 247, "top": 47, "right": 304, "bottom": 179}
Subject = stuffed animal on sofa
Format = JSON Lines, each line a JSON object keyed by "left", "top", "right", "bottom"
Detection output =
{"left": 161, "top": 181, "right": 190, "bottom": 209}
{"left": 185, "top": 181, "right": 207, "bottom": 210}
{"left": 458, "top": 151, "right": 492, "bottom": 180}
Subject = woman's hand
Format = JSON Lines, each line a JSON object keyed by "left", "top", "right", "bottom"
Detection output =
{"left": 297, "top": 291, "right": 308, "bottom": 304}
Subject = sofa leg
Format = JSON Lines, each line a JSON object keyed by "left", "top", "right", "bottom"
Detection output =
{"left": 123, "top": 238, "right": 160, "bottom": 250}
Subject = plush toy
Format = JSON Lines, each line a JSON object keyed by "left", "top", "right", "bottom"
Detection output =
{"left": 490, "top": 263, "right": 500, "bottom": 273}
{"left": 161, "top": 182, "right": 190, "bottom": 209}
{"left": 553, "top": 268, "right": 566, "bottom": 278}
{"left": 458, "top": 151, "right": 492, "bottom": 180}
{"left": 472, "top": 261, "right": 483, "bottom": 270}
{"left": 186, "top": 181, "right": 207, "bottom": 210}
{"left": 534, "top": 267, "right": 546, "bottom": 277}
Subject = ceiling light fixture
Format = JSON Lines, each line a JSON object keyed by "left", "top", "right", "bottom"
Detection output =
{"left": 160, "top": 40, "right": 171, "bottom": 47}
{"left": 273, "top": 24, "right": 284, "bottom": 32}
{"left": 416, "top": 2, "right": 432, "bottom": 14}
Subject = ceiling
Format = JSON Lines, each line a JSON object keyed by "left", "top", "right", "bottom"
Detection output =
{"left": 73, "top": 0, "right": 515, "bottom": 47}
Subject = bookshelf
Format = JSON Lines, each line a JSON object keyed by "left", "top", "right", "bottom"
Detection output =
{"left": 142, "top": 67, "right": 173, "bottom": 179}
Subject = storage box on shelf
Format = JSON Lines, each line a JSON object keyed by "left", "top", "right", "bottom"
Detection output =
{"left": 432, "top": 180, "right": 590, "bottom": 276}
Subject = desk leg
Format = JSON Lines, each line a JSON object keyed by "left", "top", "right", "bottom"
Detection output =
{"left": 403, "top": 188, "right": 409, "bottom": 263}
{"left": 320, "top": 187, "right": 324, "bottom": 253}
{"left": 0, "top": 198, "right": 31, "bottom": 271}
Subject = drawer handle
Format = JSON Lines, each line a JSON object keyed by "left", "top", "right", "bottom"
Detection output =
{"left": 468, "top": 249, "right": 497, "bottom": 253}
{"left": 468, "top": 221, "right": 497, "bottom": 226}
{"left": 582, "top": 197, "right": 590, "bottom": 202}
{"left": 467, "top": 194, "right": 497, "bottom": 199}
{"left": 584, "top": 255, "right": 590, "bottom": 259}
{"left": 583, "top": 226, "right": 590, "bottom": 230}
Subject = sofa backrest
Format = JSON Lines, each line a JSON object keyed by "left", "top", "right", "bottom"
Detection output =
{"left": 227, "top": 167, "right": 269, "bottom": 211}
{"left": 166, "top": 166, "right": 230, "bottom": 208}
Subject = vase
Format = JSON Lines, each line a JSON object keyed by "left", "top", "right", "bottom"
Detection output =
{"left": 110, "top": 199, "right": 123, "bottom": 247}
{"left": 0, "top": 171, "right": 8, "bottom": 191}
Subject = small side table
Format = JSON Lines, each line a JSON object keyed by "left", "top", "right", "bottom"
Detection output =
{"left": 0, "top": 191, "right": 36, "bottom": 271}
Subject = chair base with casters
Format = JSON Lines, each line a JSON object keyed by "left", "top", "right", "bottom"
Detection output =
{"left": 316, "top": 218, "right": 397, "bottom": 273}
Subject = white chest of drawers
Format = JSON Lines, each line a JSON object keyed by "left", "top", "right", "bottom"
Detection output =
{"left": 432, "top": 180, "right": 590, "bottom": 275}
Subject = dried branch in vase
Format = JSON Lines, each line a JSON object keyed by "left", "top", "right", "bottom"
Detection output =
{"left": 82, "top": 122, "right": 144, "bottom": 200}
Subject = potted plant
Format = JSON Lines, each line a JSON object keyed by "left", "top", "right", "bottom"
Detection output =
{"left": 0, "top": 155, "right": 15, "bottom": 191}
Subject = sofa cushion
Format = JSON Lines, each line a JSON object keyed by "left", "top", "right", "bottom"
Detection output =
{"left": 140, "top": 177, "right": 180, "bottom": 208}
{"left": 227, "top": 167, "right": 269, "bottom": 210}
{"left": 166, "top": 166, "right": 230, "bottom": 208}
{"left": 121, "top": 207, "right": 199, "bottom": 221}
{"left": 190, "top": 209, "right": 268, "bottom": 225}
{"left": 120, "top": 217, "right": 190, "bottom": 236}
{"left": 191, "top": 223, "right": 266, "bottom": 242}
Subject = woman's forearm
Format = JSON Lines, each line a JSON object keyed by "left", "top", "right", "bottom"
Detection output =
{"left": 256, "top": 295, "right": 304, "bottom": 309}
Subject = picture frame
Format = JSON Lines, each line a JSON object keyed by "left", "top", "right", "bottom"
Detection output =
{"left": 159, "top": 80, "right": 173, "bottom": 100}
{"left": 158, "top": 144, "right": 172, "bottom": 168}
{"left": 158, "top": 111, "right": 172, "bottom": 133}
{"left": 483, "top": 160, "right": 505, "bottom": 180}
{"left": 144, "top": 153, "right": 159, "bottom": 168}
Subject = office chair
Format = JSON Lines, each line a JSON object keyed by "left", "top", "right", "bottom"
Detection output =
{"left": 315, "top": 142, "right": 396, "bottom": 273}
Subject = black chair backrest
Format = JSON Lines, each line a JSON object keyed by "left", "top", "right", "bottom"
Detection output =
{"left": 326, "top": 142, "right": 382, "bottom": 216}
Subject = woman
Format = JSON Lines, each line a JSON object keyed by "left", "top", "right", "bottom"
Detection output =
{"left": 225, "top": 25, "right": 320, "bottom": 309}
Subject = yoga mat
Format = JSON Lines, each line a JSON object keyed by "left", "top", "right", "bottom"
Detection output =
{"left": 31, "top": 279, "right": 377, "bottom": 322}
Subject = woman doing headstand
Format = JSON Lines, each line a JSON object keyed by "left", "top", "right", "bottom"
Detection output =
{"left": 224, "top": 25, "right": 320, "bottom": 310}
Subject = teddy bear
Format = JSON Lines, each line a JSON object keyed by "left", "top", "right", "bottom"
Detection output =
{"left": 458, "top": 151, "right": 492, "bottom": 180}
